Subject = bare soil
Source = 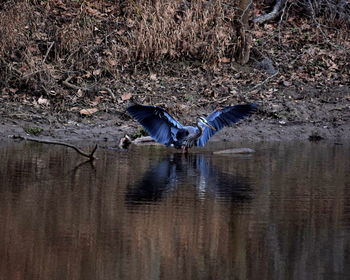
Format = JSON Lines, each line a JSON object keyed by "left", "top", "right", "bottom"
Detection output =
{"left": 1, "top": 69, "right": 349, "bottom": 146}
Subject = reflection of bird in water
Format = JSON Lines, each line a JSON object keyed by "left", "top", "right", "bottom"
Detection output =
{"left": 125, "top": 153, "right": 251, "bottom": 205}
{"left": 127, "top": 104, "right": 257, "bottom": 152}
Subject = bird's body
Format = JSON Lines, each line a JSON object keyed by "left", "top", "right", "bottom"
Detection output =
{"left": 127, "top": 103, "right": 257, "bottom": 151}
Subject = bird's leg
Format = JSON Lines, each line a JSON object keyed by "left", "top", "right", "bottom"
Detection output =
{"left": 181, "top": 146, "right": 188, "bottom": 154}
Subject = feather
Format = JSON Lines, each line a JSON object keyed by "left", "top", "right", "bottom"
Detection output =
{"left": 127, "top": 104, "right": 183, "bottom": 146}
{"left": 127, "top": 103, "right": 257, "bottom": 149}
{"left": 196, "top": 104, "right": 257, "bottom": 147}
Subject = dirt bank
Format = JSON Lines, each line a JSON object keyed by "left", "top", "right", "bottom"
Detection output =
{"left": 1, "top": 73, "right": 349, "bottom": 145}
{"left": 2, "top": 117, "right": 349, "bottom": 145}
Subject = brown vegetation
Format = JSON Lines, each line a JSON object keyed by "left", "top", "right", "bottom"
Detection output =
{"left": 0, "top": 0, "right": 240, "bottom": 96}
{"left": 1, "top": 1, "right": 348, "bottom": 99}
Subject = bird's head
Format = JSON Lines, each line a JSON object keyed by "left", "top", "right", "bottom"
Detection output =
{"left": 198, "top": 117, "right": 216, "bottom": 131}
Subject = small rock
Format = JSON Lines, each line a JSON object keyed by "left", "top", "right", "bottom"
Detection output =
{"left": 118, "top": 135, "right": 132, "bottom": 149}
{"left": 132, "top": 136, "right": 157, "bottom": 144}
{"left": 308, "top": 132, "right": 324, "bottom": 142}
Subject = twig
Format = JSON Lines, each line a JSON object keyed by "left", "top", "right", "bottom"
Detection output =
{"left": 277, "top": 0, "right": 289, "bottom": 43}
{"left": 62, "top": 76, "right": 85, "bottom": 91}
{"left": 43, "top": 41, "right": 55, "bottom": 64}
{"left": 240, "top": 0, "right": 253, "bottom": 23}
{"left": 62, "top": 77, "right": 116, "bottom": 101}
{"left": 306, "top": 0, "right": 345, "bottom": 50}
{"left": 11, "top": 135, "right": 98, "bottom": 160}
{"left": 250, "top": 70, "right": 279, "bottom": 91}
{"left": 21, "top": 69, "right": 45, "bottom": 78}
{"left": 100, "top": 87, "right": 116, "bottom": 100}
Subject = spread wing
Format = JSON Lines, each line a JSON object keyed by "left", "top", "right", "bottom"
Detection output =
{"left": 196, "top": 104, "right": 257, "bottom": 147}
{"left": 127, "top": 104, "right": 184, "bottom": 146}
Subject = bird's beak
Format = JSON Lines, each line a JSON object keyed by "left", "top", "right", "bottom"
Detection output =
{"left": 205, "top": 123, "right": 216, "bottom": 131}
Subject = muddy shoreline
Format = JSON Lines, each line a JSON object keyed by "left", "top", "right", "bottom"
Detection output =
{"left": 1, "top": 112, "right": 349, "bottom": 146}
{"left": 1, "top": 77, "right": 349, "bottom": 145}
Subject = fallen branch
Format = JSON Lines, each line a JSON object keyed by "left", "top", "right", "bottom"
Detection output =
{"left": 250, "top": 70, "right": 279, "bottom": 91}
{"left": 11, "top": 135, "right": 98, "bottom": 160}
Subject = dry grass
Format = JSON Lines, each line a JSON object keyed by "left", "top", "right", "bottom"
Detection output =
{"left": 0, "top": 1, "right": 33, "bottom": 56}
{"left": 0, "top": 0, "right": 239, "bottom": 95}
{"left": 119, "top": 0, "right": 237, "bottom": 63}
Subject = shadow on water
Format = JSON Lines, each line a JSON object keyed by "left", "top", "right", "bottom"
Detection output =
{"left": 125, "top": 153, "right": 252, "bottom": 205}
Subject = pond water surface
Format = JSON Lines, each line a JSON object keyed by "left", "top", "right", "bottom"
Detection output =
{"left": 0, "top": 141, "right": 349, "bottom": 280}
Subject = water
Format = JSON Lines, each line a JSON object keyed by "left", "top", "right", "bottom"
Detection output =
{"left": 0, "top": 141, "right": 349, "bottom": 280}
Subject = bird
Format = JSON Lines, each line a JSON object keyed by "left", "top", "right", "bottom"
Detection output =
{"left": 127, "top": 103, "right": 257, "bottom": 152}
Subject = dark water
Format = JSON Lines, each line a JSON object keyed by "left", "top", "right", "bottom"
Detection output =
{"left": 0, "top": 141, "right": 349, "bottom": 280}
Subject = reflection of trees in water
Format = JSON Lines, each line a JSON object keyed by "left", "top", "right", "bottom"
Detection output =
{"left": 246, "top": 143, "right": 350, "bottom": 280}
{"left": 0, "top": 143, "right": 350, "bottom": 279}
{"left": 0, "top": 142, "right": 96, "bottom": 193}
{"left": 125, "top": 153, "right": 252, "bottom": 205}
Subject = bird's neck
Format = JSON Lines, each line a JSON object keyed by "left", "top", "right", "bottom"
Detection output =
{"left": 195, "top": 122, "right": 204, "bottom": 138}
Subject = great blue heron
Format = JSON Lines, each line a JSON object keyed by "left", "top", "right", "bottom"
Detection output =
{"left": 127, "top": 103, "right": 257, "bottom": 151}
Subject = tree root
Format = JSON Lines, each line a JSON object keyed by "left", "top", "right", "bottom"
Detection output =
{"left": 254, "top": 0, "right": 287, "bottom": 24}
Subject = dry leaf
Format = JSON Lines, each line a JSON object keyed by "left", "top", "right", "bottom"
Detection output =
{"left": 80, "top": 108, "right": 98, "bottom": 115}
{"left": 117, "top": 29, "right": 126, "bottom": 35}
{"left": 253, "top": 30, "right": 264, "bottom": 37}
{"left": 220, "top": 57, "right": 231, "bottom": 63}
{"left": 149, "top": 73, "right": 157, "bottom": 80}
{"left": 86, "top": 7, "right": 100, "bottom": 16}
{"left": 90, "top": 96, "right": 102, "bottom": 106}
{"left": 121, "top": 92, "right": 132, "bottom": 101}
{"left": 76, "top": 89, "right": 84, "bottom": 97}
{"left": 38, "top": 96, "right": 49, "bottom": 106}
{"left": 179, "top": 104, "right": 188, "bottom": 110}
{"left": 82, "top": 72, "right": 92, "bottom": 78}
{"left": 108, "top": 58, "right": 117, "bottom": 66}
{"left": 93, "top": 69, "right": 101, "bottom": 76}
